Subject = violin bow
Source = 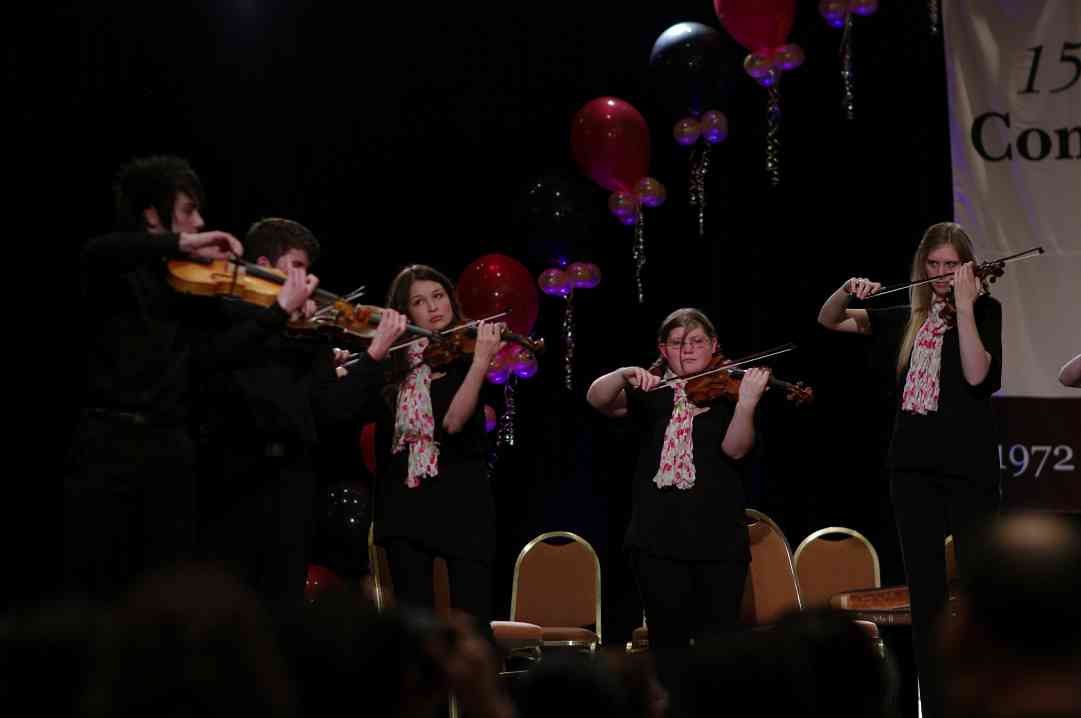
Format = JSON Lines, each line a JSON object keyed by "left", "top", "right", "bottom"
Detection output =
{"left": 863, "top": 246, "right": 1044, "bottom": 300}
{"left": 650, "top": 343, "right": 799, "bottom": 391}
{"left": 340, "top": 310, "right": 514, "bottom": 368}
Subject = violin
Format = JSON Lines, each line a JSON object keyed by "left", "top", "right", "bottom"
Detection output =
{"left": 421, "top": 321, "right": 546, "bottom": 369}
{"left": 862, "top": 247, "right": 1044, "bottom": 302}
{"left": 165, "top": 257, "right": 438, "bottom": 343}
{"left": 649, "top": 343, "right": 813, "bottom": 407}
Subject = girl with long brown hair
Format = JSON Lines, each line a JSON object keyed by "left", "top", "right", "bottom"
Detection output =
{"left": 372, "top": 264, "right": 503, "bottom": 630}
{"left": 817, "top": 222, "right": 1003, "bottom": 718}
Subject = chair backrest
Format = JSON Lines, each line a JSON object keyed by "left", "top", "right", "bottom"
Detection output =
{"left": 368, "top": 524, "right": 452, "bottom": 618}
{"left": 945, "top": 534, "right": 958, "bottom": 584}
{"left": 793, "top": 527, "right": 881, "bottom": 607}
{"left": 368, "top": 523, "right": 395, "bottom": 611}
{"left": 741, "top": 508, "right": 802, "bottom": 625}
{"left": 510, "top": 531, "right": 602, "bottom": 642}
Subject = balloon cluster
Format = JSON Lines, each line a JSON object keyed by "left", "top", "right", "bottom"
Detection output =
{"left": 713, "top": 0, "right": 799, "bottom": 185}
{"left": 819, "top": 0, "right": 878, "bottom": 28}
{"left": 456, "top": 253, "right": 541, "bottom": 386}
{"left": 819, "top": 0, "right": 878, "bottom": 119}
{"left": 538, "top": 261, "right": 602, "bottom": 391}
{"left": 457, "top": 253, "right": 542, "bottom": 449}
{"left": 485, "top": 343, "right": 539, "bottom": 385}
{"left": 605, "top": 177, "right": 667, "bottom": 227}
{"left": 538, "top": 261, "right": 602, "bottom": 297}
{"left": 741, "top": 43, "right": 805, "bottom": 88}
{"left": 673, "top": 111, "right": 728, "bottom": 148}
{"left": 572, "top": 97, "right": 659, "bottom": 302}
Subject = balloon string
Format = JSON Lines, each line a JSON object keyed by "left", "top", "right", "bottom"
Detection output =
{"left": 562, "top": 293, "right": 575, "bottom": 391}
{"left": 766, "top": 85, "right": 782, "bottom": 187}
{"left": 841, "top": 13, "right": 855, "bottom": 120}
{"left": 497, "top": 376, "right": 517, "bottom": 448}
{"left": 633, "top": 205, "right": 646, "bottom": 303}
{"left": 929, "top": 0, "right": 940, "bottom": 35}
{"left": 689, "top": 142, "right": 711, "bottom": 238}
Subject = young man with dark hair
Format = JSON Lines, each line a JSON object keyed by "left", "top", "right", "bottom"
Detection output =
{"left": 197, "top": 217, "right": 407, "bottom": 609}
{"left": 64, "top": 156, "right": 318, "bottom": 601}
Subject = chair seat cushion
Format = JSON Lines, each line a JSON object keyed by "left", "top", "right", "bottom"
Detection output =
{"left": 831, "top": 586, "right": 911, "bottom": 611}
{"left": 491, "top": 621, "right": 543, "bottom": 650}
{"left": 541, "top": 626, "right": 599, "bottom": 644}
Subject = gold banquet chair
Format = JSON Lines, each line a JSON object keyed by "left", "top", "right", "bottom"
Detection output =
{"left": 510, "top": 531, "right": 602, "bottom": 652}
{"left": 793, "top": 526, "right": 881, "bottom": 607}
{"left": 741, "top": 508, "right": 803, "bottom": 625}
{"left": 626, "top": 509, "right": 799, "bottom": 652}
{"left": 369, "top": 525, "right": 543, "bottom": 673}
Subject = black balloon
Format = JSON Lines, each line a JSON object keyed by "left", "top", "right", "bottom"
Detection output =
{"left": 319, "top": 481, "right": 370, "bottom": 576}
{"left": 648, "top": 21, "right": 734, "bottom": 120}
{"left": 512, "top": 172, "right": 597, "bottom": 269}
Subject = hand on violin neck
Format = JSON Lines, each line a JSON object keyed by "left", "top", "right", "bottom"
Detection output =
{"left": 469, "top": 320, "right": 504, "bottom": 369}
{"left": 950, "top": 261, "right": 981, "bottom": 314}
{"left": 178, "top": 230, "right": 243, "bottom": 260}
{"left": 366, "top": 309, "right": 408, "bottom": 362}
{"left": 621, "top": 366, "right": 659, "bottom": 391}
{"left": 276, "top": 266, "right": 319, "bottom": 315}
{"left": 735, "top": 367, "right": 771, "bottom": 408}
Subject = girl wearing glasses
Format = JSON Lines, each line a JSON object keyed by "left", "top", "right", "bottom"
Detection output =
{"left": 586, "top": 308, "right": 770, "bottom": 710}
{"left": 817, "top": 222, "right": 1002, "bottom": 718}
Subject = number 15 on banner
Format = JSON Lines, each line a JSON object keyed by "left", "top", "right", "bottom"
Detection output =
{"left": 998, "top": 444, "right": 1076, "bottom": 478}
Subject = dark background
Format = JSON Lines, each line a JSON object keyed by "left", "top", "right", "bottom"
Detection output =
{"left": 13, "top": 1, "right": 954, "bottom": 641}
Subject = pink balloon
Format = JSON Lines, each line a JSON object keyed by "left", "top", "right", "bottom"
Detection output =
{"left": 635, "top": 177, "right": 666, "bottom": 208}
{"left": 714, "top": 0, "right": 796, "bottom": 51}
{"left": 507, "top": 344, "right": 539, "bottom": 379}
{"left": 743, "top": 49, "right": 775, "bottom": 79}
{"left": 566, "top": 261, "right": 601, "bottom": 289}
{"left": 538, "top": 268, "right": 572, "bottom": 297}
{"left": 608, "top": 190, "right": 639, "bottom": 218}
{"left": 571, "top": 97, "right": 651, "bottom": 192}
{"left": 486, "top": 346, "right": 512, "bottom": 385}
{"left": 673, "top": 117, "right": 701, "bottom": 146}
{"left": 700, "top": 111, "right": 729, "bottom": 144}
{"left": 457, "top": 254, "right": 539, "bottom": 335}
{"left": 773, "top": 43, "right": 804, "bottom": 71}
{"left": 849, "top": 0, "right": 878, "bottom": 16}
{"left": 819, "top": 0, "right": 848, "bottom": 23}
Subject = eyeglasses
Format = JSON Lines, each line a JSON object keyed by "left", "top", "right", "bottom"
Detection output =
{"left": 663, "top": 336, "right": 709, "bottom": 351}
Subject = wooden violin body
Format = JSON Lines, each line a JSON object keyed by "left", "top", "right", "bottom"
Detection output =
{"left": 650, "top": 351, "right": 813, "bottom": 407}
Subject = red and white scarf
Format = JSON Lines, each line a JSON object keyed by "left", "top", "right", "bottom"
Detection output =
{"left": 901, "top": 300, "right": 950, "bottom": 415}
{"left": 392, "top": 342, "right": 439, "bottom": 488}
{"left": 653, "top": 378, "right": 696, "bottom": 490}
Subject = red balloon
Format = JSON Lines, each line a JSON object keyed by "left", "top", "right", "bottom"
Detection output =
{"left": 457, "top": 254, "right": 539, "bottom": 336}
{"left": 713, "top": 0, "right": 796, "bottom": 51}
{"left": 305, "top": 564, "right": 343, "bottom": 603}
{"left": 359, "top": 422, "right": 376, "bottom": 476}
{"left": 571, "top": 97, "right": 651, "bottom": 192}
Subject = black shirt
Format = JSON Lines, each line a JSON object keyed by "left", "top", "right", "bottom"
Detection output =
{"left": 623, "top": 385, "right": 751, "bottom": 562}
{"left": 867, "top": 294, "right": 1002, "bottom": 482}
{"left": 373, "top": 359, "right": 494, "bottom": 561}
{"left": 79, "top": 232, "right": 287, "bottom": 425}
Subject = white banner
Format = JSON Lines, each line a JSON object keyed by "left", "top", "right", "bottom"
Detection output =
{"left": 943, "top": 0, "right": 1081, "bottom": 399}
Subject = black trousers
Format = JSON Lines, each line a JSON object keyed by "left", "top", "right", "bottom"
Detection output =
{"left": 384, "top": 538, "right": 493, "bottom": 631}
{"left": 62, "top": 415, "right": 198, "bottom": 601}
{"left": 629, "top": 550, "right": 748, "bottom": 716}
{"left": 199, "top": 451, "right": 317, "bottom": 611}
{"left": 890, "top": 470, "right": 999, "bottom": 718}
